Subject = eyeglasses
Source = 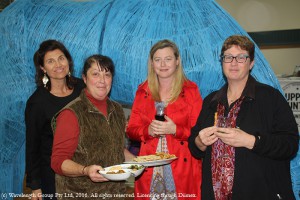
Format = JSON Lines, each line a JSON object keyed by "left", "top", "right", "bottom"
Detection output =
{"left": 221, "top": 54, "right": 249, "bottom": 63}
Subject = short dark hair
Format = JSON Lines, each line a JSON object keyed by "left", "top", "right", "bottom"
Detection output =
{"left": 221, "top": 35, "right": 255, "bottom": 61}
{"left": 82, "top": 54, "right": 115, "bottom": 77}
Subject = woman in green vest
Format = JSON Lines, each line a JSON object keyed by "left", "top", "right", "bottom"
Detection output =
{"left": 51, "top": 54, "right": 135, "bottom": 199}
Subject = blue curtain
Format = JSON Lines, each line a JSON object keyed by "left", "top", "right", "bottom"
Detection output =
{"left": 0, "top": 0, "right": 298, "bottom": 199}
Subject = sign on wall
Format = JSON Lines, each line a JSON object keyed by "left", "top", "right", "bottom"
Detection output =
{"left": 279, "top": 78, "right": 300, "bottom": 132}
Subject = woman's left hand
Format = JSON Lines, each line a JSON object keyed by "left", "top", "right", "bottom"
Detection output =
{"left": 150, "top": 115, "right": 176, "bottom": 136}
{"left": 214, "top": 127, "right": 255, "bottom": 149}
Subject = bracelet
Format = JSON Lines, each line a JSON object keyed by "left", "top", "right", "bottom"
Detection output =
{"left": 82, "top": 166, "right": 87, "bottom": 175}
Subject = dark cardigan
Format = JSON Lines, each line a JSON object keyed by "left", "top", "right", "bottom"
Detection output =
{"left": 25, "top": 78, "right": 84, "bottom": 191}
{"left": 188, "top": 76, "right": 299, "bottom": 200}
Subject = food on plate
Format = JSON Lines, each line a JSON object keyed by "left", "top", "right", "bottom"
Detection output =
{"left": 109, "top": 166, "right": 122, "bottom": 171}
{"left": 105, "top": 165, "right": 126, "bottom": 174}
{"left": 107, "top": 169, "right": 126, "bottom": 174}
{"left": 99, "top": 167, "right": 132, "bottom": 181}
{"left": 133, "top": 155, "right": 160, "bottom": 162}
{"left": 133, "top": 152, "right": 176, "bottom": 162}
{"left": 127, "top": 164, "right": 144, "bottom": 171}
{"left": 156, "top": 152, "right": 176, "bottom": 159}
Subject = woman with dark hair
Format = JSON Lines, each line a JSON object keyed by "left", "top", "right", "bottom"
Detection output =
{"left": 25, "top": 39, "right": 85, "bottom": 200}
{"left": 33, "top": 39, "right": 77, "bottom": 90}
{"left": 51, "top": 54, "right": 135, "bottom": 198}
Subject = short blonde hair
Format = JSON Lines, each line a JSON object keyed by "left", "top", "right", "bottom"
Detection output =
{"left": 147, "top": 39, "right": 187, "bottom": 103}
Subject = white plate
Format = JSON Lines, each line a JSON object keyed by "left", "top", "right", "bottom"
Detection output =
{"left": 124, "top": 157, "right": 178, "bottom": 167}
{"left": 98, "top": 164, "right": 145, "bottom": 180}
{"left": 99, "top": 168, "right": 131, "bottom": 181}
{"left": 117, "top": 164, "right": 145, "bottom": 177}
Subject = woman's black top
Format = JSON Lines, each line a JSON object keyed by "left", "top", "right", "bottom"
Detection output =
{"left": 25, "top": 77, "right": 85, "bottom": 190}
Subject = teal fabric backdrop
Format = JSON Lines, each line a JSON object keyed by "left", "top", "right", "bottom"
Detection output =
{"left": 0, "top": 0, "right": 298, "bottom": 199}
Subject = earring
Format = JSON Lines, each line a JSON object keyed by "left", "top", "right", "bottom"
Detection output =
{"left": 42, "top": 72, "right": 49, "bottom": 87}
{"left": 68, "top": 71, "right": 71, "bottom": 78}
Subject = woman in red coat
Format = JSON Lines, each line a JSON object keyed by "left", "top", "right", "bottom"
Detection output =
{"left": 126, "top": 39, "right": 203, "bottom": 199}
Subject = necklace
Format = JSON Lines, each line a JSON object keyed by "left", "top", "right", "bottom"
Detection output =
{"left": 228, "top": 95, "right": 239, "bottom": 105}
{"left": 227, "top": 91, "right": 240, "bottom": 105}
{"left": 227, "top": 86, "right": 243, "bottom": 105}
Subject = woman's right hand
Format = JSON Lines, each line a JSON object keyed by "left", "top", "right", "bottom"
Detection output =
{"left": 84, "top": 165, "right": 109, "bottom": 182}
{"left": 31, "top": 189, "right": 42, "bottom": 200}
{"left": 196, "top": 126, "right": 218, "bottom": 151}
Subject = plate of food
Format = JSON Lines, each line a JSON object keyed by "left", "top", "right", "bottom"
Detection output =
{"left": 98, "top": 164, "right": 145, "bottom": 180}
{"left": 124, "top": 152, "right": 177, "bottom": 167}
{"left": 98, "top": 165, "right": 132, "bottom": 181}
{"left": 120, "top": 164, "right": 145, "bottom": 177}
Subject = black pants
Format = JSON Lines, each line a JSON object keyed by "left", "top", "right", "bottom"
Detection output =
{"left": 41, "top": 167, "right": 57, "bottom": 200}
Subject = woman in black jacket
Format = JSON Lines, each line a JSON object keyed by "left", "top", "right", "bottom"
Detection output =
{"left": 188, "top": 35, "right": 299, "bottom": 200}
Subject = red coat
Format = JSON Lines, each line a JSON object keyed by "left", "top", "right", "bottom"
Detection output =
{"left": 126, "top": 80, "right": 203, "bottom": 199}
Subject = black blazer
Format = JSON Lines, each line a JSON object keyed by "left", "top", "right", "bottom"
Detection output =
{"left": 189, "top": 76, "right": 299, "bottom": 200}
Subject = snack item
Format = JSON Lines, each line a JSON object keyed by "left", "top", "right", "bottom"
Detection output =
{"left": 109, "top": 166, "right": 122, "bottom": 171}
{"left": 133, "top": 152, "right": 176, "bottom": 162}
{"left": 107, "top": 169, "right": 125, "bottom": 174}
{"left": 156, "top": 152, "right": 176, "bottom": 159}
{"left": 106, "top": 166, "right": 126, "bottom": 174}
{"left": 127, "top": 164, "right": 144, "bottom": 171}
{"left": 214, "top": 112, "right": 217, "bottom": 126}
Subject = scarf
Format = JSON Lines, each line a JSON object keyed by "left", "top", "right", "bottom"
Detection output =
{"left": 211, "top": 96, "right": 244, "bottom": 200}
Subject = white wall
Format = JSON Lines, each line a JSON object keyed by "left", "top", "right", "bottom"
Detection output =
{"left": 215, "top": 0, "right": 300, "bottom": 76}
